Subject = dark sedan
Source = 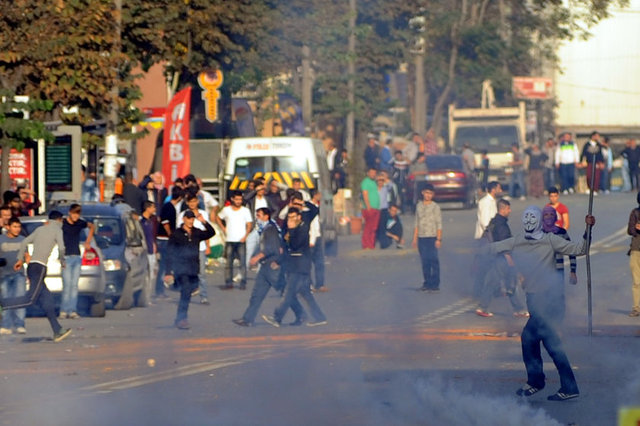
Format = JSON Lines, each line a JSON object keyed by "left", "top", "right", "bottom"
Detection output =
{"left": 413, "top": 154, "right": 477, "bottom": 209}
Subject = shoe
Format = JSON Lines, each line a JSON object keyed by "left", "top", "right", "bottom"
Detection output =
{"left": 191, "top": 288, "right": 200, "bottom": 296}
{"left": 315, "top": 287, "right": 329, "bottom": 293}
{"left": 232, "top": 273, "right": 242, "bottom": 283}
{"left": 562, "top": 190, "right": 568, "bottom": 195}
{"left": 516, "top": 384, "right": 543, "bottom": 397}
{"left": 568, "top": 188, "right": 574, "bottom": 194}
{"left": 262, "top": 315, "right": 280, "bottom": 328}
{"left": 232, "top": 318, "right": 251, "bottom": 327}
{"left": 155, "top": 293, "right": 170, "bottom": 300}
{"left": 513, "top": 311, "right": 530, "bottom": 318}
{"left": 239, "top": 284, "right": 247, "bottom": 290}
{"left": 15, "top": 327, "right": 26, "bottom": 334}
{"left": 419, "top": 286, "right": 429, "bottom": 292}
{"left": 547, "top": 391, "right": 579, "bottom": 401}
{"left": 200, "top": 298, "right": 210, "bottom": 305}
{"left": 58, "top": 312, "right": 68, "bottom": 319}
{"left": 519, "top": 196, "right": 526, "bottom": 201}
{"left": 629, "top": 309, "right": 640, "bottom": 317}
{"left": 396, "top": 244, "right": 404, "bottom": 249}
{"left": 306, "top": 320, "right": 328, "bottom": 327}
{"left": 0, "top": 327, "right": 12, "bottom": 335}
{"left": 475, "top": 308, "right": 494, "bottom": 317}
{"left": 221, "top": 284, "right": 234, "bottom": 290}
{"left": 175, "top": 319, "right": 190, "bottom": 330}
{"left": 69, "top": 312, "right": 80, "bottom": 319}
{"left": 289, "top": 317, "right": 307, "bottom": 326}
{"left": 53, "top": 328, "right": 72, "bottom": 343}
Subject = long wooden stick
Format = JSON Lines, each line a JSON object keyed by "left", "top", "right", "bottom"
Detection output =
{"left": 586, "top": 153, "right": 597, "bottom": 336}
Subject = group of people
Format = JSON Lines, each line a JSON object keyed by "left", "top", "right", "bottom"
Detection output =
{"left": 471, "top": 179, "right": 597, "bottom": 401}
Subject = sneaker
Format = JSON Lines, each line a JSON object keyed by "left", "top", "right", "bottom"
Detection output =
{"left": 475, "top": 308, "right": 494, "bottom": 318}
{"left": 519, "top": 196, "right": 526, "bottom": 201}
{"left": 175, "top": 319, "right": 190, "bottom": 330}
{"left": 513, "top": 311, "right": 530, "bottom": 318}
{"left": 568, "top": 188, "right": 574, "bottom": 194}
{"left": 15, "top": 327, "right": 26, "bottom": 334}
{"left": 69, "top": 312, "right": 80, "bottom": 319}
{"left": 0, "top": 327, "right": 12, "bottom": 335}
{"left": 200, "top": 298, "right": 210, "bottom": 305}
{"left": 53, "top": 328, "right": 72, "bottom": 343}
{"left": 262, "top": 315, "right": 280, "bottom": 328}
{"left": 191, "top": 288, "right": 200, "bottom": 297}
{"left": 547, "top": 391, "right": 579, "bottom": 401}
{"left": 516, "top": 384, "right": 543, "bottom": 397}
{"left": 58, "top": 312, "right": 68, "bottom": 319}
{"left": 221, "top": 284, "right": 234, "bottom": 290}
{"left": 232, "top": 318, "right": 251, "bottom": 327}
{"left": 306, "top": 320, "right": 328, "bottom": 327}
{"left": 314, "top": 287, "right": 329, "bottom": 293}
{"left": 562, "top": 190, "right": 568, "bottom": 195}
{"left": 289, "top": 318, "right": 307, "bottom": 326}
{"left": 629, "top": 309, "right": 640, "bottom": 317}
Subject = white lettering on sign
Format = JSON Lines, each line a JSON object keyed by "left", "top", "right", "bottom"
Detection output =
{"left": 170, "top": 122, "right": 184, "bottom": 141}
{"left": 171, "top": 102, "right": 187, "bottom": 121}
{"left": 247, "top": 143, "right": 270, "bottom": 150}
{"left": 169, "top": 144, "right": 184, "bottom": 161}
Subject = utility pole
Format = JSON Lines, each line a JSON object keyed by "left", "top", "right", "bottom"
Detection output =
{"left": 302, "top": 45, "right": 312, "bottom": 135}
{"left": 409, "top": 14, "right": 426, "bottom": 135}
{"left": 103, "top": 0, "right": 122, "bottom": 201}
{"left": 345, "top": 0, "right": 356, "bottom": 156}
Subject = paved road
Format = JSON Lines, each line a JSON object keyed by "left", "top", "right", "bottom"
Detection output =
{"left": 1, "top": 192, "right": 639, "bottom": 425}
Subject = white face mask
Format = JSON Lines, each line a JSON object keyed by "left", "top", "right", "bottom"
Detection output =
{"left": 522, "top": 206, "right": 543, "bottom": 240}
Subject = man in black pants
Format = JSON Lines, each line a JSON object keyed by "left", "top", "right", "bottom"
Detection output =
{"left": 1, "top": 210, "right": 71, "bottom": 342}
{"left": 164, "top": 210, "right": 215, "bottom": 329}
{"left": 232, "top": 208, "right": 283, "bottom": 326}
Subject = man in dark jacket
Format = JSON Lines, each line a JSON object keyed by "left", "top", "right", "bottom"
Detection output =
{"left": 476, "top": 199, "right": 528, "bottom": 317}
{"left": 262, "top": 201, "right": 327, "bottom": 327}
{"left": 233, "top": 208, "right": 283, "bottom": 326}
{"left": 165, "top": 210, "right": 215, "bottom": 329}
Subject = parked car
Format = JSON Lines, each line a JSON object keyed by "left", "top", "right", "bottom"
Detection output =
{"left": 20, "top": 216, "right": 107, "bottom": 317}
{"left": 413, "top": 154, "right": 478, "bottom": 209}
{"left": 55, "top": 201, "right": 150, "bottom": 310}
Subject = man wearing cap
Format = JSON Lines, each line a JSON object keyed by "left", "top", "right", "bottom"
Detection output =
{"left": 412, "top": 183, "right": 442, "bottom": 292}
{"left": 165, "top": 209, "right": 215, "bottom": 329}
{"left": 1, "top": 210, "right": 71, "bottom": 342}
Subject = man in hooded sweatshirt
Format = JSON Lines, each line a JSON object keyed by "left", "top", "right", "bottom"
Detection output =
{"left": 484, "top": 205, "right": 595, "bottom": 402}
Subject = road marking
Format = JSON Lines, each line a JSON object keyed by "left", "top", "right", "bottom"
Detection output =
{"left": 414, "top": 297, "right": 477, "bottom": 326}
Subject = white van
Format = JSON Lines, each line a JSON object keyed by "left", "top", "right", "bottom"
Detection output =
{"left": 223, "top": 137, "right": 338, "bottom": 255}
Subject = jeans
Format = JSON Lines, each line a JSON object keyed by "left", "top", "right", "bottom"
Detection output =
{"left": 559, "top": 164, "right": 575, "bottom": 192}
{"left": 310, "top": 237, "right": 325, "bottom": 289}
{"left": 242, "top": 263, "right": 281, "bottom": 323}
{"left": 418, "top": 237, "right": 440, "bottom": 290}
{"left": 509, "top": 170, "right": 526, "bottom": 197}
{"left": 1, "top": 263, "right": 62, "bottom": 334}
{"left": 61, "top": 255, "right": 82, "bottom": 314}
{"left": 198, "top": 250, "right": 208, "bottom": 298}
{"left": 361, "top": 208, "right": 380, "bottom": 249}
{"left": 155, "top": 239, "right": 168, "bottom": 296}
{"left": 175, "top": 274, "right": 199, "bottom": 322}
{"left": 521, "top": 292, "right": 578, "bottom": 394}
{"left": 224, "top": 242, "right": 247, "bottom": 286}
{"left": 544, "top": 167, "right": 555, "bottom": 191}
{"left": 274, "top": 272, "right": 325, "bottom": 323}
{"left": 0, "top": 273, "right": 26, "bottom": 328}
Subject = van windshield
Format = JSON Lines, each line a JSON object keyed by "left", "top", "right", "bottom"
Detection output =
{"left": 454, "top": 125, "right": 519, "bottom": 153}
{"left": 234, "top": 156, "right": 309, "bottom": 179}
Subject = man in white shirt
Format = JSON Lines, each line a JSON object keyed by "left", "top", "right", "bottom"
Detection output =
{"left": 473, "top": 181, "right": 501, "bottom": 298}
{"left": 216, "top": 190, "right": 253, "bottom": 290}
{"left": 177, "top": 193, "right": 212, "bottom": 304}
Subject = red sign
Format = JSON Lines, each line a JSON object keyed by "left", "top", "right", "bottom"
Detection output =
{"left": 0, "top": 148, "right": 34, "bottom": 190}
{"left": 513, "top": 77, "right": 553, "bottom": 100}
{"left": 162, "top": 87, "right": 192, "bottom": 185}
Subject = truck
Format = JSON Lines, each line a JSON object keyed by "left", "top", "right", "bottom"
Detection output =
{"left": 448, "top": 81, "right": 527, "bottom": 188}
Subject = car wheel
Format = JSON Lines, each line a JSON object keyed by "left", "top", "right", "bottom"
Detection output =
{"left": 135, "top": 275, "right": 151, "bottom": 307}
{"left": 113, "top": 273, "right": 134, "bottom": 310}
{"left": 89, "top": 297, "right": 106, "bottom": 317}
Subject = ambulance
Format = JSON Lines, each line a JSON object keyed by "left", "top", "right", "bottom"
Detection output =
{"left": 223, "top": 137, "right": 338, "bottom": 255}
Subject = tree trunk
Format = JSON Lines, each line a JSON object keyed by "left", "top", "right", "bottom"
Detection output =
{"left": 0, "top": 141, "right": 11, "bottom": 194}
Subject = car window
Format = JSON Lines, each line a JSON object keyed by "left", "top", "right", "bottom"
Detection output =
{"left": 91, "top": 217, "right": 123, "bottom": 246}
{"left": 426, "top": 156, "right": 463, "bottom": 170}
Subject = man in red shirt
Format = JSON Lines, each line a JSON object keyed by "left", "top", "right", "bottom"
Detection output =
{"left": 546, "top": 187, "right": 569, "bottom": 230}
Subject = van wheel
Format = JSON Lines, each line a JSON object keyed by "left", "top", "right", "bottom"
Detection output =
{"left": 89, "top": 297, "right": 106, "bottom": 317}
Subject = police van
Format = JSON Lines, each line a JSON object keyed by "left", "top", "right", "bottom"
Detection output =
{"left": 223, "top": 136, "right": 338, "bottom": 255}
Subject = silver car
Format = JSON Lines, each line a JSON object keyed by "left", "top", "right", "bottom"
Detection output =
{"left": 20, "top": 216, "right": 107, "bottom": 317}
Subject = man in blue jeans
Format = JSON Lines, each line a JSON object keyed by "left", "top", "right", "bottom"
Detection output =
{"left": 60, "top": 203, "right": 94, "bottom": 319}
{"left": 0, "top": 217, "right": 27, "bottom": 334}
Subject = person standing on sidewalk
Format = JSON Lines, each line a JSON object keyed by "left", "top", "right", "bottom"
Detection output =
{"left": 60, "top": 203, "right": 94, "bottom": 319}
{"left": 165, "top": 210, "right": 215, "bottom": 329}
{"left": 1, "top": 210, "right": 71, "bottom": 342}
{"left": 412, "top": 184, "right": 442, "bottom": 292}
{"left": 0, "top": 217, "right": 27, "bottom": 335}
{"left": 360, "top": 167, "right": 380, "bottom": 249}
{"left": 555, "top": 133, "right": 580, "bottom": 194}
{"left": 626, "top": 192, "right": 640, "bottom": 317}
{"left": 216, "top": 191, "right": 253, "bottom": 290}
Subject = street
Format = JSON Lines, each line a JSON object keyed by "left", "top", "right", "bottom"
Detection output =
{"left": 1, "top": 192, "right": 640, "bottom": 426}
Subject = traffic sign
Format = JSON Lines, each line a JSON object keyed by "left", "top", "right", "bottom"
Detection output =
{"left": 512, "top": 76, "right": 553, "bottom": 100}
